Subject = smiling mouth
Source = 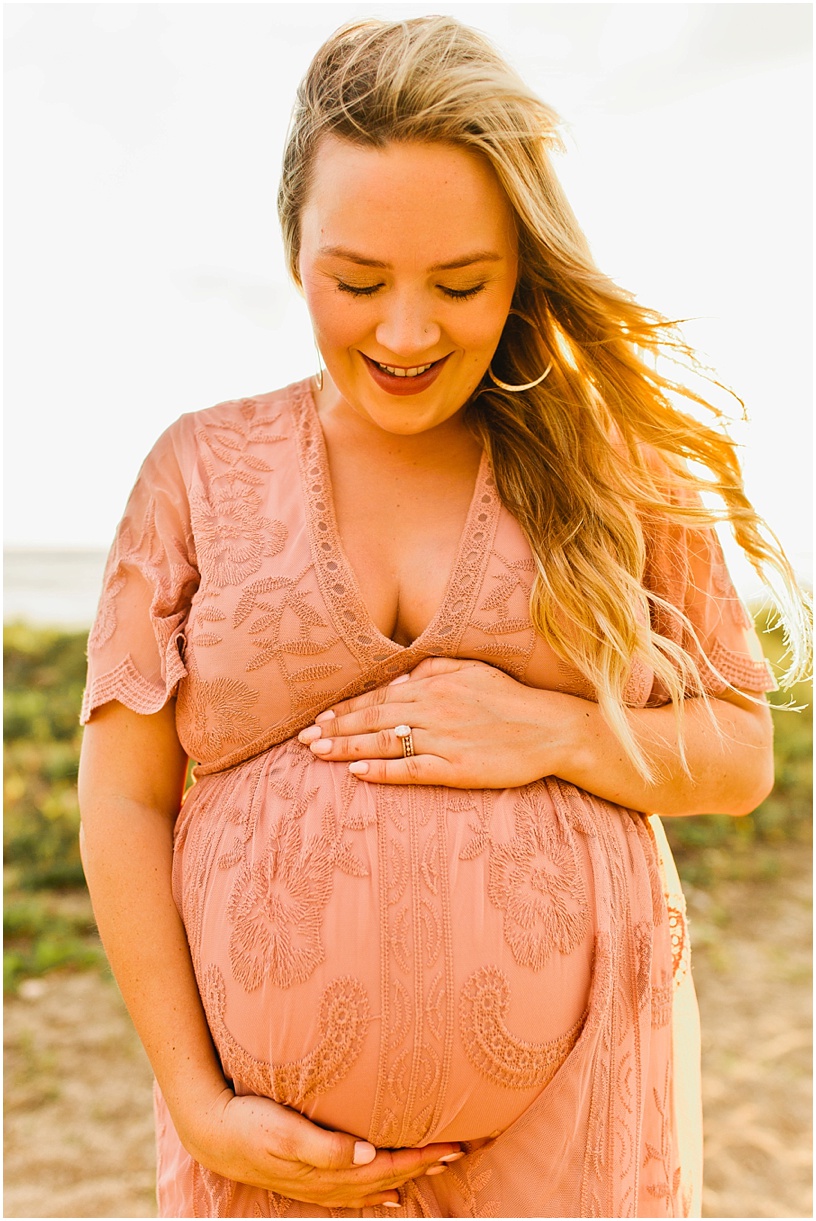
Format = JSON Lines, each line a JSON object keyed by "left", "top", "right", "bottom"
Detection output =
{"left": 372, "top": 359, "right": 438, "bottom": 378}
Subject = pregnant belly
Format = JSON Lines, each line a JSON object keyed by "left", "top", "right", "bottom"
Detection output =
{"left": 173, "top": 738, "right": 596, "bottom": 1146}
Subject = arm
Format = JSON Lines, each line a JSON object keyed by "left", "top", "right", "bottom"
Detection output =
{"left": 78, "top": 700, "right": 459, "bottom": 1208}
{"left": 296, "top": 658, "right": 774, "bottom": 817}
{"left": 537, "top": 682, "right": 773, "bottom": 817}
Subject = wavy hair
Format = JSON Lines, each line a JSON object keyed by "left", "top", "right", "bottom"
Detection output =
{"left": 278, "top": 15, "right": 810, "bottom": 779}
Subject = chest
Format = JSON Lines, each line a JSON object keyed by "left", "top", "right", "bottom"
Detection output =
{"left": 178, "top": 384, "right": 654, "bottom": 772}
{"left": 323, "top": 435, "right": 483, "bottom": 647}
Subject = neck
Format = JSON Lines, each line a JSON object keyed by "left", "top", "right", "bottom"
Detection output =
{"left": 311, "top": 373, "right": 480, "bottom": 468}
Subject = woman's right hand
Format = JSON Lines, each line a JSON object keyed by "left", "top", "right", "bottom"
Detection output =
{"left": 183, "top": 1087, "right": 462, "bottom": 1209}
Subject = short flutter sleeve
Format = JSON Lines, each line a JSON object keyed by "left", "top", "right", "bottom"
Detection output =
{"left": 644, "top": 498, "right": 777, "bottom": 705}
{"left": 81, "top": 421, "right": 199, "bottom": 723}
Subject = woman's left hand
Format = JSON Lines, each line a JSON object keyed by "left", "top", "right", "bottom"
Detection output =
{"left": 297, "top": 658, "right": 572, "bottom": 788}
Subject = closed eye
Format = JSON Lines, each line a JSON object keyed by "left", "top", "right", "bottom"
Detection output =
{"left": 440, "top": 284, "right": 487, "bottom": 300}
{"left": 336, "top": 280, "right": 487, "bottom": 300}
{"left": 336, "top": 281, "right": 383, "bottom": 297}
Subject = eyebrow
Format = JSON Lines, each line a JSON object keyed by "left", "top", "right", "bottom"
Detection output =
{"left": 317, "top": 245, "right": 504, "bottom": 272}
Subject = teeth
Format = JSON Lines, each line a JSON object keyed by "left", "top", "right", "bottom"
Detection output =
{"left": 376, "top": 361, "right": 434, "bottom": 378}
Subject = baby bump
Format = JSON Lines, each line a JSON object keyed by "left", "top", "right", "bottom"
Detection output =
{"left": 173, "top": 737, "right": 596, "bottom": 1146}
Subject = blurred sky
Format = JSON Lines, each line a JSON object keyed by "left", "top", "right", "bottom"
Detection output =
{"left": 4, "top": 2, "right": 812, "bottom": 597}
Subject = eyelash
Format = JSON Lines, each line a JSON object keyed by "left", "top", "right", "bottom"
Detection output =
{"left": 336, "top": 281, "right": 486, "bottom": 301}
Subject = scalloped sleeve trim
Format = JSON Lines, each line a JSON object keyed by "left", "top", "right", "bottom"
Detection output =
{"left": 80, "top": 649, "right": 187, "bottom": 724}
{"left": 701, "top": 638, "right": 777, "bottom": 695}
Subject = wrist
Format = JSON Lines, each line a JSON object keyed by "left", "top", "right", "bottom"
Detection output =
{"left": 527, "top": 687, "right": 592, "bottom": 780}
{"left": 161, "top": 1060, "right": 234, "bottom": 1152}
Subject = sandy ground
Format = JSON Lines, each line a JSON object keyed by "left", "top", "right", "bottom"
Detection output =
{"left": 4, "top": 844, "right": 811, "bottom": 1220}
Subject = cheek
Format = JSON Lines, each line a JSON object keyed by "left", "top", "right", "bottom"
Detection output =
{"left": 303, "top": 283, "right": 366, "bottom": 348}
{"left": 453, "top": 304, "right": 512, "bottom": 356}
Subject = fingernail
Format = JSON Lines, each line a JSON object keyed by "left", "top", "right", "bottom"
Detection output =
{"left": 389, "top": 673, "right": 410, "bottom": 685}
{"left": 353, "top": 1140, "right": 376, "bottom": 1165}
{"left": 382, "top": 1203, "right": 401, "bottom": 1209}
{"left": 298, "top": 726, "right": 322, "bottom": 743}
{"left": 310, "top": 739, "right": 332, "bottom": 754}
{"left": 438, "top": 1151, "right": 465, "bottom": 1163}
{"left": 315, "top": 709, "right": 336, "bottom": 723}
{"left": 425, "top": 1165, "right": 447, "bottom": 1176}
{"left": 348, "top": 761, "right": 369, "bottom": 775}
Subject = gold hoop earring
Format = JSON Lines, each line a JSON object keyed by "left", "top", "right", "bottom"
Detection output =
{"left": 488, "top": 309, "right": 552, "bottom": 392}
{"left": 488, "top": 362, "right": 552, "bottom": 392}
{"left": 313, "top": 337, "right": 324, "bottom": 392}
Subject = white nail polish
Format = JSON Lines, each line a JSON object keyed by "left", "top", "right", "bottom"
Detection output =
{"left": 353, "top": 1140, "right": 376, "bottom": 1165}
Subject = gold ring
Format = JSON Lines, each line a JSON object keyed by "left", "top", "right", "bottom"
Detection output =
{"left": 394, "top": 724, "right": 414, "bottom": 758}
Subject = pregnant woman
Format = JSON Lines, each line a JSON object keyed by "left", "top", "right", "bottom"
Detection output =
{"left": 78, "top": 17, "right": 805, "bottom": 1218}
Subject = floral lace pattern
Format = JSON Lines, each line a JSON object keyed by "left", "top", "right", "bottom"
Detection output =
{"left": 177, "top": 672, "right": 263, "bottom": 761}
{"left": 83, "top": 379, "right": 774, "bottom": 773}
{"left": 643, "top": 1062, "right": 683, "bottom": 1211}
{"left": 87, "top": 565, "right": 126, "bottom": 650}
{"left": 162, "top": 759, "right": 695, "bottom": 1218}
{"left": 367, "top": 784, "right": 457, "bottom": 1148}
{"left": 460, "top": 965, "right": 585, "bottom": 1088}
{"left": 668, "top": 900, "right": 692, "bottom": 988}
{"left": 192, "top": 1163, "right": 237, "bottom": 1219}
{"left": 201, "top": 965, "right": 370, "bottom": 1109}
{"left": 190, "top": 484, "right": 288, "bottom": 588}
{"left": 85, "top": 382, "right": 724, "bottom": 1217}
{"left": 460, "top": 783, "right": 590, "bottom": 970}
{"left": 225, "top": 794, "right": 367, "bottom": 991}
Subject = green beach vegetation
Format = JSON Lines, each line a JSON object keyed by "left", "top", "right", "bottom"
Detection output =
{"left": 3, "top": 615, "right": 811, "bottom": 993}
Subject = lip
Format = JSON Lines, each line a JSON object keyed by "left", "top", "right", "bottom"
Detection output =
{"left": 362, "top": 353, "right": 450, "bottom": 396}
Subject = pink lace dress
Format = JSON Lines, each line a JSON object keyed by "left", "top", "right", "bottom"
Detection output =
{"left": 82, "top": 379, "right": 774, "bottom": 1218}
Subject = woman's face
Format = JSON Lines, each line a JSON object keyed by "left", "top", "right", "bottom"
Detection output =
{"left": 298, "top": 137, "right": 519, "bottom": 435}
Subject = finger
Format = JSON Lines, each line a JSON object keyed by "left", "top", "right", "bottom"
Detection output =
{"left": 307, "top": 658, "right": 486, "bottom": 730}
{"left": 317, "top": 700, "right": 416, "bottom": 740}
{"left": 348, "top": 755, "right": 451, "bottom": 785}
{"left": 363, "top": 1145, "right": 457, "bottom": 1185}
{"left": 274, "top": 1102, "right": 461, "bottom": 1177}
{"left": 405, "top": 657, "right": 477, "bottom": 679}
{"left": 271, "top": 1107, "right": 375, "bottom": 1171}
{"left": 308, "top": 725, "right": 424, "bottom": 761}
{"left": 328, "top": 1144, "right": 463, "bottom": 1205}
{"left": 311, "top": 658, "right": 462, "bottom": 725}
{"left": 314, "top": 681, "right": 401, "bottom": 724}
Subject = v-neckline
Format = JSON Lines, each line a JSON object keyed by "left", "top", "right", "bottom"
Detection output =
{"left": 295, "top": 378, "right": 496, "bottom": 661}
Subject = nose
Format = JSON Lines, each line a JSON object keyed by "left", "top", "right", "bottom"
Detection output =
{"left": 375, "top": 292, "right": 441, "bottom": 359}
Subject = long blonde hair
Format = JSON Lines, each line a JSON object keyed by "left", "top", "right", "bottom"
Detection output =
{"left": 278, "top": 16, "right": 810, "bottom": 778}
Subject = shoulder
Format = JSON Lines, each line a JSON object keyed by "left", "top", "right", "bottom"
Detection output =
{"left": 166, "top": 378, "right": 311, "bottom": 447}
{"left": 144, "top": 378, "right": 313, "bottom": 472}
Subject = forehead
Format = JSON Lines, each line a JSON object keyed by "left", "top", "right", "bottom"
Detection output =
{"left": 300, "top": 137, "right": 517, "bottom": 258}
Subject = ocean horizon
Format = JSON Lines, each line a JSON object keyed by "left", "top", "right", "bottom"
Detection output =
{"left": 4, "top": 548, "right": 109, "bottom": 629}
